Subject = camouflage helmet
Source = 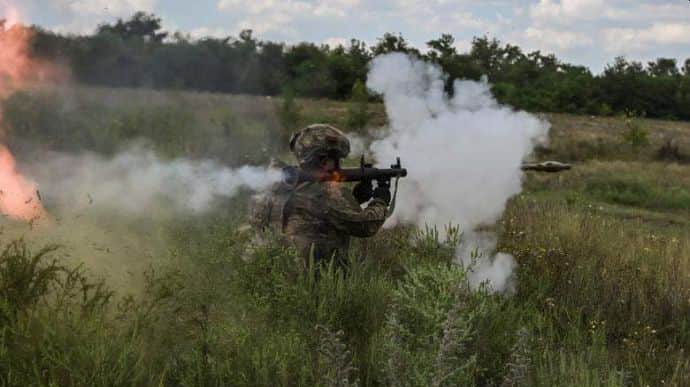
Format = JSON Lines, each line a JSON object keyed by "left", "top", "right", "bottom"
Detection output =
{"left": 289, "top": 124, "right": 350, "bottom": 166}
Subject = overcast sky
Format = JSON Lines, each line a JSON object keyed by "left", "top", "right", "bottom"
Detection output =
{"left": 5, "top": 0, "right": 690, "bottom": 74}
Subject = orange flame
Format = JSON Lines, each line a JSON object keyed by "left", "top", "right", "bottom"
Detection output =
{"left": 329, "top": 170, "right": 345, "bottom": 182}
{"left": 0, "top": 145, "right": 45, "bottom": 220}
{"left": 0, "top": 7, "right": 64, "bottom": 222}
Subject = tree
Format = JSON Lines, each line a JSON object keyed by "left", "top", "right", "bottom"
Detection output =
{"left": 21, "top": 14, "right": 690, "bottom": 119}
{"left": 647, "top": 58, "right": 679, "bottom": 77}
{"left": 469, "top": 36, "right": 503, "bottom": 78}
{"left": 372, "top": 33, "right": 419, "bottom": 56}
{"left": 599, "top": 57, "right": 651, "bottom": 115}
{"left": 285, "top": 43, "right": 335, "bottom": 97}
{"left": 345, "top": 39, "right": 372, "bottom": 86}
{"left": 229, "top": 30, "right": 262, "bottom": 94}
{"left": 279, "top": 85, "right": 301, "bottom": 132}
{"left": 426, "top": 34, "right": 457, "bottom": 62}
{"left": 97, "top": 12, "right": 167, "bottom": 42}
{"left": 426, "top": 34, "right": 465, "bottom": 93}
{"left": 257, "top": 41, "right": 286, "bottom": 95}
{"left": 347, "top": 80, "right": 369, "bottom": 130}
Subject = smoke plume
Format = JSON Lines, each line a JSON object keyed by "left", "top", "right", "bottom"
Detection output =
{"left": 1, "top": 146, "right": 281, "bottom": 291}
{"left": 367, "top": 53, "right": 549, "bottom": 292}
{"left": 27, "top": 146, "right": 282, "bottom": 217}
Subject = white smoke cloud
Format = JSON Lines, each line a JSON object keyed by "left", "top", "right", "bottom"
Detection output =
{"left": 367, "top": 53, "right": 549, "bottom": 292}
{"left": 0, "top": 145, "right": 281, "bottom": 293}
{"left": 348, "top": 133, "right": 367, "bottom": 158}
{"left": 26, "top": 145, "right": 281, "bottom": 216}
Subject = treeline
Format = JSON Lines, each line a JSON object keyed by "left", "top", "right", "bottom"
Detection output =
{"left": 21, "top": 12, "right": 690, "bottom": 119}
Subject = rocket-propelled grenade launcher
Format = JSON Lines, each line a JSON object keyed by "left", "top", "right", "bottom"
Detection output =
{"left": 283, "top": 156, "right": 408, "bottom": 185}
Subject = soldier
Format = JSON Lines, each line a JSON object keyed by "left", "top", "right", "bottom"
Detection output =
{"left": 249, "top": 124, "right": 391, "bottom": 267}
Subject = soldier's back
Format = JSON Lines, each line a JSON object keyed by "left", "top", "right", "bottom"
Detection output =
{"left": 249, "top": 174, "right": 387, "bottom": 265}
{"left": 283, "top": 182, "right": 354, "bottom": 263}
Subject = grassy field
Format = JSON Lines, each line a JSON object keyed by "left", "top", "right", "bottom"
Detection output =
{"left": 1, "top": 86, "right": 690, "bottom": 386}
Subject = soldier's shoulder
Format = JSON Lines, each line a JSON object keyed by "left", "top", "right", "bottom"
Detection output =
{"left": 248, "top": 181, "right": 295, "bottom": 230}
{"left": 294, "top": 181, "right": 327, "bottom": 197}
{"left": 303, "top": 182, "right": 360, "bottom": 209}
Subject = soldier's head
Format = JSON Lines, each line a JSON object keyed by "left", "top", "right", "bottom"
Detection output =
{"left": 289, "top": 124, "right": 350, "bottom": 172}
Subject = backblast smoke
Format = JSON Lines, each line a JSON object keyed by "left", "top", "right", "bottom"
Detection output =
{"left": 26, "top": 146, "right": 282, "bottom": 216}
{"left": 10, "top": 147, "right": 282, "bottom": 290}
{"left": 367, "top": 53, "right": 549, "bottom": 292}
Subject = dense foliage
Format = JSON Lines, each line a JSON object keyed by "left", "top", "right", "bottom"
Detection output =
{"left": 18, "top": 12, "right": 690, "bottom": 120}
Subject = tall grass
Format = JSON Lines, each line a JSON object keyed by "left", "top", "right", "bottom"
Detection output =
{"left": 2, "top": 200, "right": 690, "bottom": 385}
{"left": 11, "top": 207, "right": 684, "bottom": 385}
{"left": 0, "top": 241, "right": 156, "bottom": 386}
{"left": 3, "top": 87, "right": 690, "bottom": 385}
{"left": 501, "top": 196, "right": 690, "bottom": 385}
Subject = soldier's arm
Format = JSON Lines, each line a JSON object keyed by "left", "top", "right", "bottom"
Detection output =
{"left": 324, "top": 198, "right": 388, "bottom": 238}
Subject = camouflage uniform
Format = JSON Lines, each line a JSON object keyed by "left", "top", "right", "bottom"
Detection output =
{"left": 249, "top": 124, "right": 388, "bottom": 264}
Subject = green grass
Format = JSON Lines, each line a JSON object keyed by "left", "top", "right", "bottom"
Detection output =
{"left": 587, "top": 176, "right": 690, "bottom": 210}
{"left": 2, "top": 86, "right": 690, "bottom": 385}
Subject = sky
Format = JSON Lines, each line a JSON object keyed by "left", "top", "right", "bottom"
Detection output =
{"left": 5, "top": 0, "right": 690, "bottom": 74}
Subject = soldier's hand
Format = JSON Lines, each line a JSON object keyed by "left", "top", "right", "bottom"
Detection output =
{"left": 353, "top": 180, "right": 374, "bottom": 204}
{"left": 373, "top": 181, "right": 391, "bottom": 205}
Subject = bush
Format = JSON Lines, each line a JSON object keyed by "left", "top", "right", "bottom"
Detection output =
{"left": 656, "top": 137, "right": 688, "bottom": 162}
{"left": 598, "top": 103, "right": 613, "bottom": 116}
{"left": 622, "top": 114, "right": 650, "bottom": 150}
{"left": 379, "top": 261, "right": 525, "bottom": 386}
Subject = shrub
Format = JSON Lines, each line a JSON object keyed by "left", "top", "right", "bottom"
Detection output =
{"left": 622, "top": 114, "right": 650, "bottom": 150}
{"left": 656, "top": 137, "right": 687, "bottom": 162}
{"left": 598, "top": 103, "right": 613, "bottom": 116}
{"left": 379, "top": 262, "right": 520, "bottom": 386}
